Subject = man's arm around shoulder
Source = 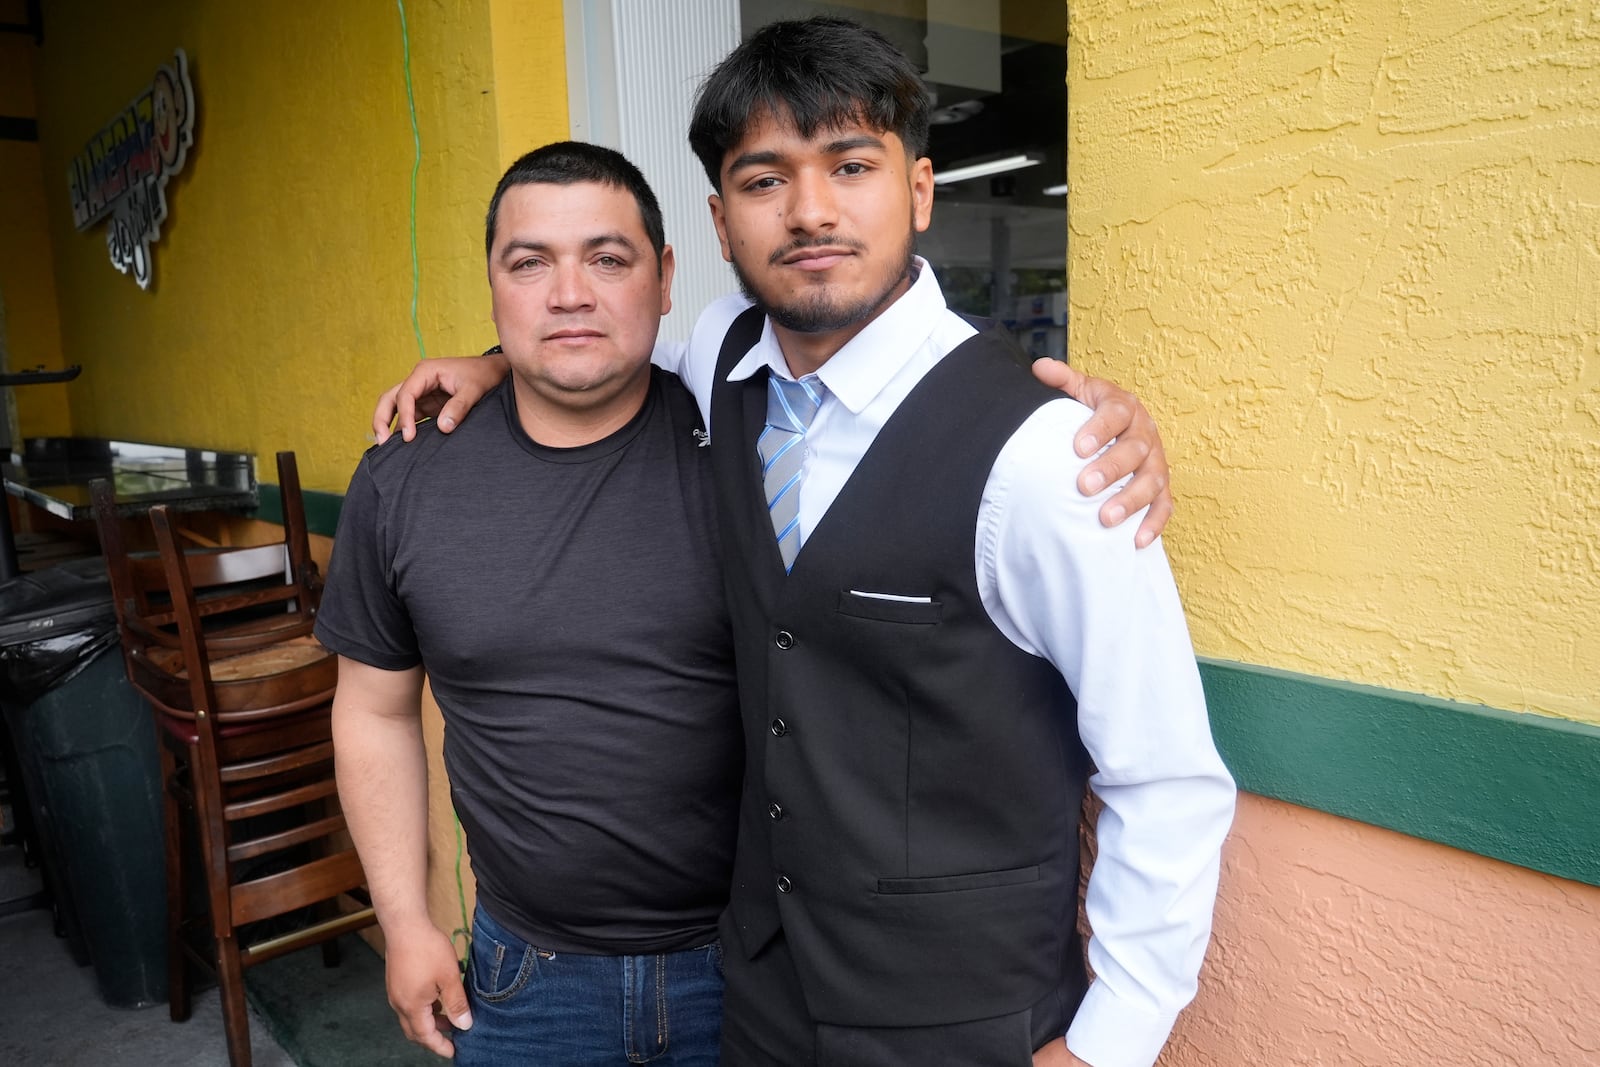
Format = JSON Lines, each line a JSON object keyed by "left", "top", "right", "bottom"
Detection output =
{"left": 333, "top": 657, "right": 472, "bottom": 1057}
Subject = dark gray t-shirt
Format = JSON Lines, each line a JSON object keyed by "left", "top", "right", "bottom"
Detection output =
{"left": 315, "top": 370, "right": 741, "bottom": 954}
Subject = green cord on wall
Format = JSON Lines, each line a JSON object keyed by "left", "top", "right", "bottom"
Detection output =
{"left": 398, "top": 0, "right": 471, "bottom": 966}
{"left": 397, "top": 0, "right": 427, "bottom": 361}
{"left": 452, "top": 816, "right": 471, "bottom": 964}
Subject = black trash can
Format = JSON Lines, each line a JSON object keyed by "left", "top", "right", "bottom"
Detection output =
{"left": 0, "top": 556, "right": 167, "bottom": 1008}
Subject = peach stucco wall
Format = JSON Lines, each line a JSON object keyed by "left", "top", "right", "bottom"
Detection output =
{"left": 1162, "top": 794, "right": 1600, "bottom": 1066}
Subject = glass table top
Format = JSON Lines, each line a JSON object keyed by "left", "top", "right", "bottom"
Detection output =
{"left": 2, "top": 438, "right": 258, "bottom": 520}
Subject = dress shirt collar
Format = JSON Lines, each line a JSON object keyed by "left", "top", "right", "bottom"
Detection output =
{"left": 724, "top": 258, "right": 948, "bottom": 415}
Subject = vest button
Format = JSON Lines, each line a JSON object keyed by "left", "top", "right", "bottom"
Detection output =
{"left": 776, "top": 875, "right": 792, "bottom": 893}
{"left": 768, "top": 802, "right": 784, "bottom": 820}
{"left": 775, "top": 630, "right": 794, "bottom": 650}
{"left": 770, "top": 718, "right": 788, "bottom": 737}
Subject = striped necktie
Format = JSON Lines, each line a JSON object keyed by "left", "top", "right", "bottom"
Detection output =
{"left": 757, "top": 375, "right": 825, "bottom": 572}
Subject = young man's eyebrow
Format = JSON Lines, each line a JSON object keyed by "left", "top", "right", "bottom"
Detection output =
{"left": 725, "top": 133, "right": 890, "bottom": 176}
{"left": 725, "top": 149, "right": 784, "bottom": 175}
{"left": 821, "top": 133, "right": 887, "bottom": 155}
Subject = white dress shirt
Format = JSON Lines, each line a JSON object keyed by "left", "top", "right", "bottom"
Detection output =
{"left": 655, "top": 263, "right": 1236, "bottom": 1067}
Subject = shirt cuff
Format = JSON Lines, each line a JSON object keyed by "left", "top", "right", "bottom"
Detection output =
{"left": 1065, "top": 978, "right": 1180, "bottom": 1067}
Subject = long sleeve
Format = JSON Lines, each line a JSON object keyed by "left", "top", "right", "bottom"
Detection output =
{"left": 977, "top": 397, "right": 1236, "bottom": 1067}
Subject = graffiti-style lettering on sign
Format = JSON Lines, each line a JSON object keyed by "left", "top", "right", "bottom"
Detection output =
{"left": 67, "top": 50, "right": 196, "bottom": 290}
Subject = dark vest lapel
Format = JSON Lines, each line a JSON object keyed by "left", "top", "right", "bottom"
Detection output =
{"left": 787, "top": 324, "right": 1029, "bottom": 576}
{"left": 712, "top": 306, "right": 790, "bottom": 599}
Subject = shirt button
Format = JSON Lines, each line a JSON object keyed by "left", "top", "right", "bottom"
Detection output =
{"left": 775, "top": 631, "right": 794, "bottom": 650}
{"left": 770, "top": 718, "right": 788, "bottom": 737}
{"left": 776, "top": 875, "right": 792, "bottom": 894}
{"left": 768, "top": 802, "right": 784, "bottom": 821}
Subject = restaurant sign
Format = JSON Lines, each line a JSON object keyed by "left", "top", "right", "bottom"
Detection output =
{"left": 67, "top": 50, "right": 196, "bottom": 290}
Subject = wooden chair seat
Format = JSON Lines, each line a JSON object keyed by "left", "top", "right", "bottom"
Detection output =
{"left": 145, "top": 635, "right": 332, "bottom": 683}
{"left": 128, "top": 639, "right": 337, "bottom": 726}
{"left": 91, "top": 452, "right": 376, "bottom": 1067}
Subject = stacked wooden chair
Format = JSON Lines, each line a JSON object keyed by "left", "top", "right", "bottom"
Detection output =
{"left": 91, "top": 451, "right": 375, "bottom": 1067}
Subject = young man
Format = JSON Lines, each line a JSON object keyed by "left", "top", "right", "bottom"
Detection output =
{"left": 318, "top": 144, "right": 737, "bottom": 1065}
{"left": 372, "top": 18, "right": 1234, "bottom": 1067}
{"left": 692, "top": 21, "right": 1233, "bottom": 1067}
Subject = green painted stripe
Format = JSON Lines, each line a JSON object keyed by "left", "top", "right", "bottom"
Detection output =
{"left": 1200, "top": 658, "right": 1600, "bottom": 887}
{"left": 252, "top": 483, "right": 343, "bottom": 538}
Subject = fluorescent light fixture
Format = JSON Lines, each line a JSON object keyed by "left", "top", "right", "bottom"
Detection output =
{"left": 1041, "top": 183, "right": 1068, "bottom": 196}
{"left": 932, "top": 153, "right": 1042, "bottom": 186}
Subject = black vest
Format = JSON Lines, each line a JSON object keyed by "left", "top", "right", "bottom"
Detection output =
{"left": 710, "top": 309, "right": 1091, "bottom": 1029}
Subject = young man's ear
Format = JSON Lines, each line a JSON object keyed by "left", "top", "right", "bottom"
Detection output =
{"left": 911, "top": 156, "right": 934, "bottom": 234}
{"left": 709, "top": 195, "right": 733, "bottom": 263}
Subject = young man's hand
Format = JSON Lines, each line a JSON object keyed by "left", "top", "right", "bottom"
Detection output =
{"left": 383, "top": 920, "right": 472, "bottom": 1057}
{"left": 1032, "top": 358, "right": 1173, "bottom": 548}
{"left": 372, "top": 353, "right": 512, "bottom": 444}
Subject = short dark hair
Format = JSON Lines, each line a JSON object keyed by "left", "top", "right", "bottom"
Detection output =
{"left": 687, "top": 16, "right": 933, "bottom": 191}
{"left": 484, "top": 141, "right": 666, "bottom": 269}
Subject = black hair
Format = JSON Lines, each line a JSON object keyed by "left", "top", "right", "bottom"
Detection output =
{"left": 483, "top": 141, "right": 666, "bottom": 269}
{"left": 687, "top": 16, "right": 933, "bottom": 191}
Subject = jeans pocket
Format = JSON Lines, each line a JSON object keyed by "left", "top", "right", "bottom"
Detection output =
{"left": 467, "top": 910, "right": 537, "bottom": 1003}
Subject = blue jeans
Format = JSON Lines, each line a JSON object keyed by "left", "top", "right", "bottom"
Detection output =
{"left": 454, "top": 904, "right": 724, "bottom": 1066}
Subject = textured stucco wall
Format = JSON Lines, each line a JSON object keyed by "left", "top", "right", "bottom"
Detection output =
{"left": 1067, "top": 4, "right": 1600, "bottom": 1062}
{"left": 0, "top": 29, "right": 72, "bottom": 439}
{"left": 1162, "top": 793, "right": 1600, "bottom": 1066}
{"left": 1068, "top": 1, "right": 1600, "bottom": 725}
{"left": 30, "top": 0, "right": 566, "bottom": 494}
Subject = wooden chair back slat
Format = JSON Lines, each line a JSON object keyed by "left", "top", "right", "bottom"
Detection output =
{"left": 221, "top": 774, "right": 338, "bottom": 823}
{"left": 180, "top": 543, "right": 289, "bottom": 588}
{"left": 230, "top": 849, "right": 367, "bottom": 929}
{"left": 226, "top": 813, "right": 347, "bottom": 866}
{"left": 213, "top": 714, "right": 333, "bottom": 763}
{"left": 217, "top": 739, "right": 335, "bottom": 787}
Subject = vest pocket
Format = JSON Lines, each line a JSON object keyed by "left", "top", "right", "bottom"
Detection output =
{"left": 876, "top": 864, "right": 1039, "bottom": 895}
{"left": 835, "top": 591, "right": 944, "bottom": 624}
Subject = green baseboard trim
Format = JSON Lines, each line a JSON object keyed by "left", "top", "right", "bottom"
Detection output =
{"left": 253, "top": 483, "right": 343, "bottom": 538}
{"left": 1199, "top": 658, "right": 1600, "bottom": 887}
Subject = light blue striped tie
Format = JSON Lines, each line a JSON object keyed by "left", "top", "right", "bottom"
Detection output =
{"left": 758, "top": 375, "right": 825, "bottom": 572}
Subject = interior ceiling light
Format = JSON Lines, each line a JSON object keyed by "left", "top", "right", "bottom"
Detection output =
{"left": 932, "top": 153, "right": 1043, "bottom": 186}
{"left": 1042, "top": 183, "right": 1068, "bottom": 196}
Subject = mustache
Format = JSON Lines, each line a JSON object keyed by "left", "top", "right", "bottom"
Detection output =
{"left": 768, "top": 236, "right": 868, "bottom": 267}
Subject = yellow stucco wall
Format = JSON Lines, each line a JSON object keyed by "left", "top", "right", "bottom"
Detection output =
{"left": 489, "top": 0, "right": 570, "bottom": 170}
{"left": 1068, "top": 1, "right": 1600, "bottom": 725}
{"left": 29, "top": 0, "right": 565, "bottom": 494}
{"left": 0, "top": 29, "right": 72, "bottom": 439}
